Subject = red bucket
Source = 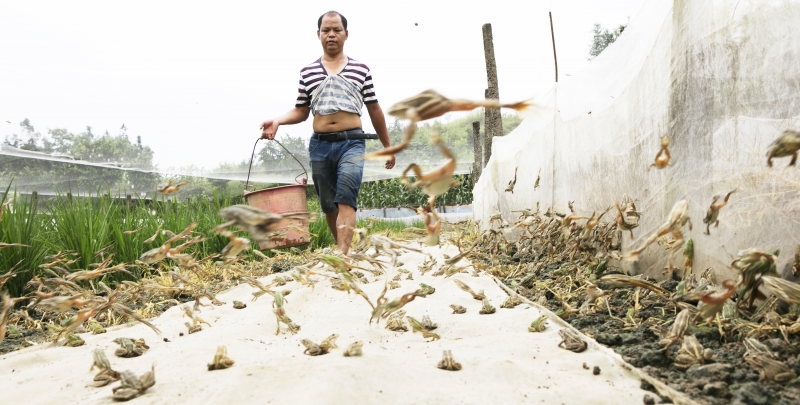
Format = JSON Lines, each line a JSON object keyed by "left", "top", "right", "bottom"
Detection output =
{"left": 244, "top": 184, "right": 310, "bottom": 249}
{"left": 243, "top": 138, "right": 311, "bottom": 250}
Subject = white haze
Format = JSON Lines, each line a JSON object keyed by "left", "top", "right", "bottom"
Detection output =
{"left": 0, "top": 0, "right": 643, "bottom": 171}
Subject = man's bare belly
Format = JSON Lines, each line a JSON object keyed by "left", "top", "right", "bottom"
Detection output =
{"left": 313, "top": 111, "right": 363, "bottom": 133}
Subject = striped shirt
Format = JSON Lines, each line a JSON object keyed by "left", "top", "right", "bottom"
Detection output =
{"left": 296, "top": 57, "right": 377, "bottom": 115}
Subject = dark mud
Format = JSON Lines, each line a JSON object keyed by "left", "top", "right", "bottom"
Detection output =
{"left": 503, "top": 263, "right": 800, "bottom": 405}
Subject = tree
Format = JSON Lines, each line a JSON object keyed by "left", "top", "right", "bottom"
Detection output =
{"left": 588, "top": 21, "right": 627, "bottom": 60}
{"left": 0, "top": 120, "right": 159, "bottom": 195}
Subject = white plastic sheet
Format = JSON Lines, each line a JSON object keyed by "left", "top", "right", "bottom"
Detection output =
{"left": 474, "top": 0, "right": 800, "bottom": 281}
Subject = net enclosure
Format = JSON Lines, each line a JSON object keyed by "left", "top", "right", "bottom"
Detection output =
{"left": 474, "top": 0, "right": 800, "bottom": 281}
{"left": 0, "top": 128, "right": 476, "bottom": 197}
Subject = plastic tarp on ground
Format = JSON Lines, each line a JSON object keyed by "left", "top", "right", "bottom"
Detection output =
{"left": 474, "top": 0, "right": 800, "bottom": 281}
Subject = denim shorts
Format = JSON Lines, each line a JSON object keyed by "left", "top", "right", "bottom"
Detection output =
{"left": 308, "top": 131, "right": 366, "bottom": 214}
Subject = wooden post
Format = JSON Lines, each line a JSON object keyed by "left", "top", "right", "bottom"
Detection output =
{"left": 126, "top": 194, "right": 132, "bottom": 211}
{"left": 472, "top": 121, "right": 482, "bottom": 182}
{"left": 483, "top": 88, "right": 492, "bottom": 165}
{"left": 482, "top": 23, "right": 502, "bottom": 166}
{"left": 549, "top": 12, "right": 558, "bottom": 83}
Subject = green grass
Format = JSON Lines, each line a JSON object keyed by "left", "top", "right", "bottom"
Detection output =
{"left": 357, "top": 174, "right": 473, "bottom": 209}
{"left": 0, "top": 185, "right": 49, "bottom": 296}
{"left": 0, "top": 186, "right": 262, "bottom": 294}
{"left": 1, "top": 180, "right": 429, "bottom": 297}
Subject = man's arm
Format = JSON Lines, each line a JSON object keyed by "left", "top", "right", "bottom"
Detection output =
{"left": 366, "top": 102, "right": 395, "bottom": 169}
{"left": 261, "top": 106, "right": 311, "bottom": 140}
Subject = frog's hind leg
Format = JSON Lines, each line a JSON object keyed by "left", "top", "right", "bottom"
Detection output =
{"left": 363, "top": 119, "right": 418, "bottom": 161}
{"left": 401, "top": 164, "right": 425, "bottom": 186}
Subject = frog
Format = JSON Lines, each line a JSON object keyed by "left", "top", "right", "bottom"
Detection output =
{"left": 721, "top": 299, "right": 737, "bottom": 321}
{"left": 112, "top": 364, "right": 156, "bottom": 401}
{"left": 87, "top": 320, "right": 106, "bottom": 334}
{"left": 90, "top": 349, "right": 120, "bottom": 387}
{"left": 702, "top": 189, "right": 737, "bottom": 235}
{"left": 500, "top": 295, "right": 524, "bottom": 309}
{"left": 365, "top": 89, "right": 532, "bottom": 162}
{"left": 744, "top": 354, "right": 797, "bottom": 383}
{"left": 343, "top": 341, "right": 363, "bottom": 357}
{"left": 766, "top": 129, "right": 800, "bottom": 167}
{"left": 742, "top": 338, "right": 776, "bottom": 359}
{"left": 216, "top": 205, "right": 312, "bottom": 246}
{"left": 301, "top": 339, "right": 324, "bottom": 356}
{"left": 650, "top": 136, "right": 672, "bottom": 169}
{"left": 277, "top": 314, "right": 301, "bottom": 335}
{"left": 657, "top": 308, "right": 692, "bottom": 352}
{"left": 449, "top": 304, "right": 466, "bottom": 314}
{"left": 185, "top": 322, "right": 202, "bottom": 334}
{"left": 421, "top": 315, "right": 438, "bottom": 331}
{"left": 454, "top": 279, "right": 485, "bottom": 300}
{"left": 207, "top": 346, "right": 235, "bottom": 371}
{"left": 418, "top": 283, "right": 436, "bottom": 296}
{"left": 220, "top": 236, "right": 250, "bottom": 260}
{"left": 66, "top": 333, "right": 85, "bottom": 347}
{"left": 504, "top": 166, "right": 518, "bottom": 193}
{"left": 113, "top": 337, "right": 148, "bottom": 358}
{"left": 528, "top": 315, "right": 548, "bottom": 333}
{"left": 558, "top": 329, "right": 587, "bottom": 353}
{"left": 418, "top": 255, "right": 437, "bottom": 275}
{"left": 385, "top": 310, "right": 408, "bottom": 332}
{"left": 437, "top": 350, "right": 462, "bottom": 371}
{"left": 157, "top": 180, "right": 189, "bottom": 194}
{"left": 6, "top": 323, "right": 22, "bottom": 339}
{"left": 319, "top": 334, "right": 339, "bottom": 353}
{"left": 626, "top": 199, "right": 692, "bottom": 279}
{"left": 407, "top": 316, "right": 441, "bottom": 341}
{"left": 232, "top": 300, "right": 247, "bottom": 309}
{"left": 420, "top": 207, "right": 441, "bottom": 246}
{"left": 673, "top": 335, "right": 715, "bottom": 371}
{"left": 760, "top": 275, "right": 800, "bottom": 309}
{"left": 479, "top": 298, "right": 496, "bottom": 315}
{"left": 400, "top": 133, "right": 459, "bottom": 210}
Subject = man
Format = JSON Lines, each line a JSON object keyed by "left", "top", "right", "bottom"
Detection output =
{"left": 260, "top": 11, "right": 394, "bottom": 255}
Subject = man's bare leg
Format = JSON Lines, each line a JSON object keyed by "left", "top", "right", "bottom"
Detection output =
{"left": 325, "top": 210, "right": 339, "bottom": 245}
{"left": 335, "top": 204, "right": 357, "bottom": 255}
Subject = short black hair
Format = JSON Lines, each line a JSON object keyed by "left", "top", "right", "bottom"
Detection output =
{"left": 318, "top": 11, "right": 347, "bottom": 30}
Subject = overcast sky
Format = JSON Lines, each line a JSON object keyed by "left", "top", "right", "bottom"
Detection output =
{"left": 0, "top": 0, "right": 644, "bottom": 171}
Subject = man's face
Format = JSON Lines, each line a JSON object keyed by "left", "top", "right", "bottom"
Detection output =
{"left": 318, "top": 14, "right": 347, "bottom": 54}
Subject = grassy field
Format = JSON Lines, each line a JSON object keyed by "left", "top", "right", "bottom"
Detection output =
{"left": 0, "top": 183, "right": 423, "bottom": 297}
{"left": 357, "top": 174, "right": 473, "bottom": 209}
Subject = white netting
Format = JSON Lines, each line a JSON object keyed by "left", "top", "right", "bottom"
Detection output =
{"left": 0, "top": 127, "right": 477, "bottom": 196}
{"left": 474, "top": 0, "right": 800, "bottom": 281}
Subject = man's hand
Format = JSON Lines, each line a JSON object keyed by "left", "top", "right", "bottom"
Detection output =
{"left": 260, "top": 120, "right": 280, "bottom": 140}
{"left": 385, "top": 156, "right": 396, "bottom": 170}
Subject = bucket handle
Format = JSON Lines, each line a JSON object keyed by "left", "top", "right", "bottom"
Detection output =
{"left": 245, "top": 138, "right": 309, "bottom": 192}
